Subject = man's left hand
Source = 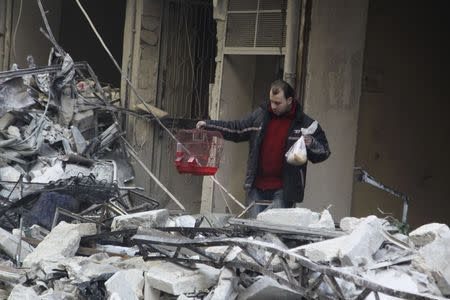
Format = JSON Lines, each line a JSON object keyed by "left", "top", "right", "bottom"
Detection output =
{"left": 304, "top": 135, "right": 314, "bottom": 148}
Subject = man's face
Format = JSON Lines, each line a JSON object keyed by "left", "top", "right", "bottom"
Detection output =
{"left": 270, "top": 89, "right": 293, "bottom": 116}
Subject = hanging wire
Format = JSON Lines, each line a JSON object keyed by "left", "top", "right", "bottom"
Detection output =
{"left": 11, "top": 0, "right": 23, "bottom": 62}
{"left": 73, "top": 0, "right": 245, "bottom": 211}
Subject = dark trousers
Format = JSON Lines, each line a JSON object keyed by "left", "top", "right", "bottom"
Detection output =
{"left": 246, "top": 188, "right": 286, "bottom": 218}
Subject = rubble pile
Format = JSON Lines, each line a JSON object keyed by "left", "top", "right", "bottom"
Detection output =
{"left": 0, "top": 54, "right": 150, "bottom": 234}
{"left": 0, "top": 206, "right": 447, "bottom": 299}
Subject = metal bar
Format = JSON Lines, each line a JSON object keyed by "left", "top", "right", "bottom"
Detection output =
{"left": 355, "top": 288, "right": 372, "bottom": 300}
{"left": 122, "top": 137, "right": 185, "bottom": 211}
{"left": 323, "top": 275, "right": 345, "bottom": 300}
{"left": 228, "top": 218, "right": 344, "bottom": 239}
{"left": 131, "top": 232, "right": 444, "bottom": 300}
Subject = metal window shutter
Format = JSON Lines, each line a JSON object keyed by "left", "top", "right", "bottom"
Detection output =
{"left": 225, "top": 0, "right": 287, "bottom": 51}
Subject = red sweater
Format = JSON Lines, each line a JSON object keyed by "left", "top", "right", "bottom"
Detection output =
{"left": 254, "top": 103, "right": 296, "bottom": 190}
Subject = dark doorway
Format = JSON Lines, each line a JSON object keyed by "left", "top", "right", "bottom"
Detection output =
{"left": 58, "top": 0, "right": 126, "bottom": 87}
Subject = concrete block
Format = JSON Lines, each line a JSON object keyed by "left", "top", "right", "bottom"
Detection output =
{"left": 7, "top": 285, "right": 38, "bottom": 300}
{"left": 141, "top": 29, "right": 158, "bottom": 46}
{"left": 363, "top": 269, "right": 419, "bottom": 300}
{"left": 145, "top": 262, "right": 220, "bottom": 295}
{"left": 205, "top": 246, "right": 242, "bottom": 262}
{"left": 256, "top": 208, "right": 320, "bottom": 227}
{"left": 416, "top": 232, "right": 450, "bottom": 296}
{"left": 30, "top": 161, "right": 64, "bottom": 183}
{"left": 23, "top": 222, "right": 96, "bottom": 267}
{"left": 142, "top": 15, "right": 159, "bottom": 31}
{"left": 0, "top": 227, "right": 34, "bottom": 261}
{"left": 338, "top": 216, "right": 385, "bottom": 266}
{"left": 339, "top": 217, "right": 361, "bottom": 232}
{"left": 308, "top": 209, "right": 335, "bottom": 230}
{"left": 174, "top": 215, "right": 196, "bottom": 227}
{"left": 7, "top": 125, "right": 20, "bottom": 139}
{"left": 292, "top": 235, "right": 349, "bottom": 263}
{"left": 111, "top": 209, "right": 169, "bottom": 231}
{"left": 409, "top": 223, "right": 450, "bottom": 247}
{"left": 209, "top": 267, "right": 238, "bottom": 300}
{"left": 237, "top": 276, "right": 300, "bottom": 300}
{"left": 65, "top": 258, "right": 119, "bottom": 283}
{"left": 0, "top": 166, "right": 21, "bottom": 182}
{"left": 105, "top": 269, "right": 144, "bottom": 300}
{"left": 144, "top": 285, "right": 160, "bottom": 300}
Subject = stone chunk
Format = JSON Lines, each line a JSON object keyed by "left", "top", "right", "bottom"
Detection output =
{"left": 145, "top": 262, "right": 220, "bottom": 295}
{"left": 339, "top": 216, "right": 385, "bottom": 266}
{"left": 237, "top": 276, "right": 300, "bottom": 300}
{"left": 363, "top": 269, "right": 420, "bottom": 299}
{"left": 308, "top": 209, "right": 335, "bottom": 230}
{"left": 409, "top": 223, "right": 450, "bottom": 247}
{"left": 416, "top": 232, "right": 450, "bottom": 296}
{"left": 7, "top": 285, "right": 38, "bottom": 300}
{"left": 22, "top": 222, "right": 96, "bottom": 267}
{"left": 111, "top": 209, "right": 169, "bottom": 231}
{"left": 105, "top": 269, "right": 144, "bottom": 300}
{"left": 256, "top": 208, "right": 320, "bottom": 227}
{"left": 174, "top": 215, "right": 196, "bottom": 227}
{"left": 0, "top": 227, "right": 34, "bottom": 261}
{"left": 209, "top": 267, "right": 238, "bottom": 300}
{"left": 339, "top": 217, "right": 361, "bottom": 232}
{"left": 292, "top": 235, "right": 349, "bottom": 263}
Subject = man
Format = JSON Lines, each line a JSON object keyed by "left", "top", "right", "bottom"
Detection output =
{"left": 197, "top": 80, "right": 330, "bottom": 217}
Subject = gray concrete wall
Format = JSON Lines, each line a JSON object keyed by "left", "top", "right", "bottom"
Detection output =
{"left": 212, "top": 55, "right": 256, "bottom": 213}
{"left": 302, "top": 0, "right": 368, "bottom": 220}
{"left": 352, "top": 1, "right": 450, "bottom": 229}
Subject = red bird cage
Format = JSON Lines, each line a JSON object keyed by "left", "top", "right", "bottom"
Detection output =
{"left": 174, "top": 129, "right": 224, "bottom": 176}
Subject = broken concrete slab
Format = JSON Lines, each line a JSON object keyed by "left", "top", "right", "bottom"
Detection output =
{"left": 174, "top": 215, "right": 196, "bottom": 227}
{"left": 363, "top": 269, "right": 421, "bottom": 300}
{"left": 7, "top": 284, "right": 39, "bottom": 300}
{"left": 111, "top": 209, "right": 169, "bottom": 231}
{"left": 22, "top": 222, "right": 96, "bottom": 267}
{"left": 205, "top": 246, "right": 242, "bottom": 262}
{"left": 145, "top": 262, "right": 220, "bottom": 295}
{"left": 208, "top": 267, "right": 238, "bottom": 300}
{"left": 0, "top": 165, "right": 21, "bottom": 182}
{"left": 65, "top": 258, "right": 119, "bottom": 283}
{"left": 339, "top": 216, "right": 385, "bottom": 267}
{"left": 105, "top": 269, "right": 144, "bottom": 300}
{"left": 308, "top": 209, "right": 335, "bottom": 230}
{"left": 256, "top": 208, "right": 320, "bottom": 227}
{"left": 0, "top": 227, "right": 34, "bottom": 261}
{"left": 291, "top": 235, "right": 349, "bottom": 263}
{"left": 30, "top": 161, "right": 64, "bottom": 183}
{"left": 236, "top": 276, "right": 300, "bottom": 300}
{"left": 409, "top": 223, "right": 450, "bottom": 247}
{"left": 414, "top": 232, "right": 450, "bottom": 296}
{"left": 144, "top": 285, "right": 160, "bottom": 300}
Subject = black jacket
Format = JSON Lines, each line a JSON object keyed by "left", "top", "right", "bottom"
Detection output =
{"left": 205, "top": 102, "right": 330, "bottom": 206}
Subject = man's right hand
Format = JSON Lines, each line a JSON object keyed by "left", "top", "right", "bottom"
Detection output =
{"left": 196, "top": 121, "right": 206, "bottom": 129}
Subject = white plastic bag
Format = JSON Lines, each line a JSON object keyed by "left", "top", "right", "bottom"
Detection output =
{"left": 285, "top": 121, "right": 319, "bottom": 166}
{"left": 286, "top": 136, "right": 307, "bottom": 165}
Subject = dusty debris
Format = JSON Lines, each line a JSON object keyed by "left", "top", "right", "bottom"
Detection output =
{"left": 237, "top": 276, "right": 300, "bottom": 300}
{"left": 409, "top": 223, "right": 450, "bottom": 247}
{"left": 22, "top": 222, "right": 96, "bottom": 267}
{"left": 111, "top": 209, "right": 169, "bottom": 231}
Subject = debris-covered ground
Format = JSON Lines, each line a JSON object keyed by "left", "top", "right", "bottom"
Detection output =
{"left": 0, "top": 206, "right": 449, "bottom": 300}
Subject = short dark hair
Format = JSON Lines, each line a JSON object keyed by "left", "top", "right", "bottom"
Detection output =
{"left": 270, "top": 79, "right": 295, "bottom": 99}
